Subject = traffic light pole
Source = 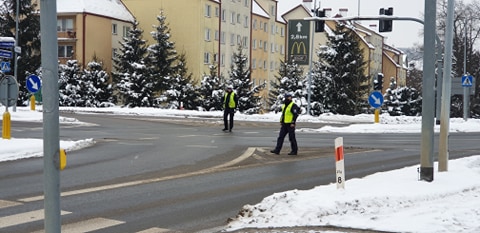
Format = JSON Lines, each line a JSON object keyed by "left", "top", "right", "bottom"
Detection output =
{"left": 305, "top": 12, "right": 443, "bottom": 182}
{"left": 40, "top": 0, "right": 61, "bottom": 232}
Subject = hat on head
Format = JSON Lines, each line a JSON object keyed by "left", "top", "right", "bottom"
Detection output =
{"left": 227, "top": 85, "right": 233, "bottom": 89}
{"left": 284, "top": 92, "right": 292, "bottom": 98}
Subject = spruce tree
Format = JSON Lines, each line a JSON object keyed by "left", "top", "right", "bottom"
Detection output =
{"left": 58, "top": 60, "right": 82, "bottom": 106}
{"left": 165, "top": 53, "right": 199, "bottom": 110}
{"left": 83, "top": 59, "right": 114, "bottom": 107}
{"left": 0, "top": 0, "right": 41, "bottom": 105}
{"left": 229, "top": 46, "right": 265, "bottom": 114}
{"left": 199, "top": 65, "right": 224, "bottom": 111}
{"left": 308, "top": 55, "right": 332, "bottom": 116}
{"left": 317, "top": 23, "right": 370, "bottom": 115}
{"left": 269, "top": 59, "right": 305, "bottom": 113}
{"left": 147, "top": 10, "right": 178, "bottom": 92}
{"left": 112, "top": 20, "right": 153, "bottom": 107}
{"left": 112, "top": 20, "right": 148, "bottom": 83}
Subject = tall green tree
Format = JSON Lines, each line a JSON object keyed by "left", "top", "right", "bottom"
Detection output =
{"left": 269, "top": 58, "right": 305, "bottom": 112}
{"left": 112, "top": 20, "right": 153, "bottom": 107}
{"left": 147, "top": 10, "right": 178, "bottom": 92}
{"left": 316, "top": 23, "right": 370, "bottom": 115}
{"left": 199, "top": 65, "right": 223, "bottom": 111}
{"left": 0, "top": 0, "right": 41, "bottom": 105}
{"left": 229, "top": 46, "right": 265, "bottom": 114}
{"left": 165, "top": 53, "right": 199, "bottom": 110}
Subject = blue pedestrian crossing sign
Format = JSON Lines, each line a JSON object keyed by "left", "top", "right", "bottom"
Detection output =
{"left": 368, "top": 91, "right": 384, "bottom": 108}
{"left": 26, "top": 74, "right": 41, "bottom": 93}
{"left": 0, "top": 61, "right": 10, "bottom": 72}
{"left": 462, "top": 75, "right": 473, "bottom": 87}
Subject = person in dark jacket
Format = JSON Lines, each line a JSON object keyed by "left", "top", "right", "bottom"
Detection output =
{"left": 222, "top": 85, "right": 238, "bottom": 132}
{"left": 271, "top": 93, "right": 300, "bottom": 155}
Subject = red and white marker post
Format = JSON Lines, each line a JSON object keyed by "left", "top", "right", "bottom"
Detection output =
{"left": 335, "top": 137, "right": 345, "bottom": 189}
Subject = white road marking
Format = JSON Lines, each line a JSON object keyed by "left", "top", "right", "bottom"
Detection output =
{"left": 137, "top": 228, "right": 172, "bottom": 233}
{"left": 0, "top": 200, "right": 20, "bottom": 209}
{"left": 0, "top": 209, "right": 71, "bottom": 228}
{"left": 28, "top": 217, "right": 123, "bottom": 233}
{"left": 19, "top": 148, "right": 257, "bottom": 203}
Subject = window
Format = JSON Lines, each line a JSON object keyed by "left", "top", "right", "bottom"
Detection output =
{"left": 237, "top": 14, "right": 241, "bottom": 24}
{"left": 122, "top": 26, "right": 130, "bottom": 37}
{"left": 252, "top": 58, "right": 256, "bottom": 69}
{"left": 215, "top": 7, "right": 219, "bottom": 17}
{"left": 244, "top": 0, "right": 249, "bottom": 7}
{"left": 253, "top": 19, "right": 257, "bottom": 30}
{"left": 281, "top": 27, "right": 285, "bottom": 37}
{"left": 204, "top": 52, "right": 210, "bottom": 64}
{"left": 270, "top": 61, "right": 274, "bottom": 70}
{"left": 205, "top": 4, "right": 211, "bottom": 17}
{"left": 112, "top": 48, "right": 117, "bottom": 58}
{"left": 271, "top": 43, "right": 274, "bottom": 53}
{"left": 58, "top": 45, "right": 73, "bottom": 58}
{"left": 221, "top": 32, "right": 226, "bottom": 44}
{"left": 264, "top": 23, "right": 268, "bottom": 32}
{"left": 215, "top": 30, "right": 219, "bottom": 41}
{"left": 230, "top": 33, "right": 235, "bottom": 45}
{"left": 205, "top": 28, "right": 211, "bottom": 41}
{"left": 243, "top": 36, "right": 248, "bottom": 47}
{"left": 259, "top": 40, "right": 263, "bottom": 48}
{"left": 264, "top": 41, "right": 267, "bottom": 51}
{"left": 237, "top": 35, "right": 241, "bottom": 45}
{"left": 271, "top": 24, "right": 275, "bottom": 35}
{"left": 244, "top": 16, "right": 249, "bottom": 28}
{"left": 231, "top": 12, "right": 235, "bottom": 24}
{"left": 252, "top": 39, "right": 257, "bottom": 49}
{"left": 221, "top": 53, "right": 225, "bottom": 66}
{"left": 222, "top": 9, "right": 226, "bottom": 21}
{"left": 112, "top": 23, "right": 117, "bottom": 35}
{"left": 213, "top": 53, "right": 218, "bottom": 63}
{"left": 57, "top": 18, "right": 73, "bottom": 32}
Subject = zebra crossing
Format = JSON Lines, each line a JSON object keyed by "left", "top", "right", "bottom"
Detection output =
{"left": 0, "top": 199, "right": 172, "bottom": 233}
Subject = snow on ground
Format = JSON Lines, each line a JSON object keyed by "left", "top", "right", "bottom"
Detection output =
{"left": 2, "top": 106, "right": 480, "bottom": 233}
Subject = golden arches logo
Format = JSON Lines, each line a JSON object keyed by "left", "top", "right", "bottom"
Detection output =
{"left": 291, "top": 41, "right": 307, "bottom": 54}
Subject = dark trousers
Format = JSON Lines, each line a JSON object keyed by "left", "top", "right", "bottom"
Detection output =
{"left": 274, "top": 123, "right": 298, "bottom": 153}
{"left": 223, "top": 108, "right": 235, "bottom": 130}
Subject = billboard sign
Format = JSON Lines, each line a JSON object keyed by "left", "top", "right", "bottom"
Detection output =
{"left": 288, "top": 20, "right": 310, "bottom": 65}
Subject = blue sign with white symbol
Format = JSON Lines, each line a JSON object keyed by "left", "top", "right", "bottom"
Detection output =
{"left": 368, "top": 91, "right": 384, "bottom": 108}
{"left": 0, "top": 61, "right": 10, "bottom": 72}
{"left": 26, "top": 75, "right": 41, "bottom": 93}
{"left": 0, "top": 41, "right": 14, "bottom": 48}
{"left": 0, "top": 49, "right": 12, "bottom": 59}
{"left": 462, "top": 75, "right": 473, "bottom": 87}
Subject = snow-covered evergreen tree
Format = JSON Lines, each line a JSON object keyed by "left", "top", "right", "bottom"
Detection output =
{"left": 384, "top": 77, "right": 422, "bottom": 116}
{"left": 199, "top": 65, "right": 224, "bottom": 111}
{"left": 164, "top": 53, "right": 199, "bottom": 110}
{"left": 316, "top": 23, "right": 370, "bottom": 115}
{"left": 0, "top": 0, "right": 41, "bottom": 105}
{"left": 147, "top": 10, "right": 178, "bottom": 92}
{"left": 229, "top": 46, "right": 265, "bottom": 114}
{"left": 112, "top": 20, "right": 153, "bottom": 107}
{"left": 82, "top": 59, "right": 115, "bottom": 107}
{"left": 269, "top": 59, "right": 305, "bottom": 113}
{"left": 58, "top": 60, "right": 82, "bottom": 106}
{"left": 308, "top": 50, "right": 333, "bottom": 116}
{"left": 112, "top": 20, "right": 148, "bottom": 83}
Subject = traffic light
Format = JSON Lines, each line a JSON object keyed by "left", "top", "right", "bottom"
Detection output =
{"left": 314, "top": 9, "right": 325, "bottom": 32}
{"left": 374, "top": 73, "right": 384, "bottom": 91}
{"left": 379, "top": 7, "right": 393, "bottom": 32}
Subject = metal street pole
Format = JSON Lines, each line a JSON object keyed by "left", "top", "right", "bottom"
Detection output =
{"left": 13, "top": 0, "right": 18, "bottom": 112}
{"left": 463, "top": 18, "right": 469, "bottom": 120}
{"left": 438, "top": 0, "right": 456, "bottom": 172}
{"left": 419, "top": 0, "right": 436, "bottom": 182}
{"left": 40, "top": 0, "right": 61, "bottom": 232}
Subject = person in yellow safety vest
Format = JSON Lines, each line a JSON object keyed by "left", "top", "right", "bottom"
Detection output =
{"left": 271, "top": 92, "right": 300, "bottom": 155}
{"left": 222, "top": 85, "right": 239, "bottom": 132}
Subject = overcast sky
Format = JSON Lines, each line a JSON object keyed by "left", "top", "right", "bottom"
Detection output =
{"left": 278, "top": 0, "right": 426, "bottom": 48}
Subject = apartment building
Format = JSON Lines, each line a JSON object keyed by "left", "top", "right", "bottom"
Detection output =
{"left": 383, "top": 44, "right": 408, "bottom": 89}
{"left": 49, "top": 0, "right": 135, "bottom": 73}
{"left": 251, "top": 0, "right": 287, "bottom": 107}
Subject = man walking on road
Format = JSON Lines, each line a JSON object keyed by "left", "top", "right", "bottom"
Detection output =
{"left": 271, "top": 93, "right": 300, "bottom": 155}
{"left": 222, "top": 85, "right": 238, "bottom": 132}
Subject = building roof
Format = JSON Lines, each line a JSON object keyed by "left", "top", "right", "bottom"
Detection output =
{"left": 57, "top": 0, "right": 134, "bottom": 22}
{"left": 253, "top": 0, "right": 270, "bottom": 19}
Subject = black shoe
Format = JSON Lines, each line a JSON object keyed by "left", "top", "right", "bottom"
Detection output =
{"left": 270, "top": 150, "right": 279, "bottom": 155}
{"left": 229, "top": 130, "right": 232, "bottom": 132}
{"left": 288, "top": 152, "right": 297, "bottom": 156}
{"left": 222, "top": 128, "right": 228, "bottom": 131}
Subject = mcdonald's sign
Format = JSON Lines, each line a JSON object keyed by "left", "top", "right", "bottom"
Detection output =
{"left": 288, "top": 20, "right": 310, "bottom": 65}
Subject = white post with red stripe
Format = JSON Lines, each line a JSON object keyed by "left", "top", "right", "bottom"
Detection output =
{"left": 335, "top": 137, "right": 345, "bottom": 189}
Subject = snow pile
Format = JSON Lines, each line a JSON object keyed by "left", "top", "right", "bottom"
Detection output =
{"left": 226, "top": 156, "right": 480, "bottom": 233}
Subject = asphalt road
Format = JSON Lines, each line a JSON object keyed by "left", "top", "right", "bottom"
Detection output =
{"left": 1, "top": 113, "right": 479, "bottom": 232}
